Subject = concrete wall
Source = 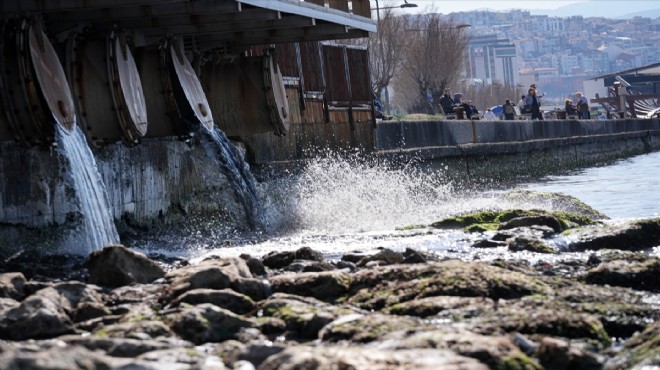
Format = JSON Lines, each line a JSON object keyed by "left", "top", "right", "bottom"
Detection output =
{"left": 375, "top": 118, "right": 660, "bottom": 152}
{"left": 0, "top": 135, "right": 244, "bottom": 251}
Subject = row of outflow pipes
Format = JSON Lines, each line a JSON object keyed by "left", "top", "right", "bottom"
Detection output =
{"left": 0, "top": 17, "right": 290, "bottom": 148}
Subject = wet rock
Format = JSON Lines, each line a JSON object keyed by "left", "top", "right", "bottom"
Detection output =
{"left": 497, "top": 225, "right": 559, "bottom": 240}
{"left": 551, "top": 283, "right": 659, "bottom": 339}
{"left": 286, "top": 260, "right": 336, "bottom": 273}
{"left": 379, "top": 329, "right": 542, "bottom": 370}
{"left": 402, "top": 248, "right": 434, "bottom": 263}
{"left": 386, "top": 296, "right": 495, "bottom": 318}
{"left": 584, "top": 258, "right": 660, "bottom": 291}
{"left": 87, "top": 244, "right": 166, "bottom": 287}
{"left": 586, "top": 250, "right": 651, "bottom": 266}
{"left": 270, "top": 270, "right": 350, "bottom": 302}
{"left": 0, "top": 272, "right": 26, "bottom": 300}
{"left": 262, "top": 247, "right": 324, "bottom": 270}
{"left": 499, "top": 215, "right": 564, "bottom": 233}
{"left": 259, "top": 293, "right": 358, "bottom": 339}
{"left": 293, "top": 246, "right": 324, "bottom": 262}
{"left": 432, "top": 208, "right": 598, "bottom": 233}
{"left": 0, "top": 294, "right": 73, "bottom": 340}
{"left": 137, "top": 347, "right": 227, "bottom": 369}
{"left": 471, "top": 239, "right": 507, "bottom": 249}
{"left": 348, "top": 260, "right": 548, "bottom": 310}
{"left": 357, "top": 248, "right": 404, "bottom": 267}
{"left": 166, "top": 257, "right": 253, "bottom": 299}
{"left": 536, "top": 336, "right": 603, "bottom": 370}
{"left": 62, "top": 334, "right": 177, "bottom": 357}
{"left": 0, "top": 297, "right": 18, "bottom": 314}
{"left": 173, "top": 288, "right": 257, "bottom": 315}
{"left": 475, "top": 301, "right": 612, "bottom": 345}
{"left": 569, "top": 218, "right": 660, "bottom": 252}
{"left": 256, "top": 346, "right": 489, "bottom": 370}
{"left": 35, "top": 282, "right": 107, "bottom": 322}
{"left": 92, "top": 320, "right": 174, "bottom": 340}
{"left": 240, "top": 254, "right": 266, "bottom": 276}
{"left": 167, "top": 303, "right": 255, "bottom": 345}
{"left": 262, "top": 251, "right": 296, "bottom": 270}
{"left": 0, "top": 345, "right": 121, "bottom": 370}
{"left": 604, "top": 320, "right": 660, "bottom": 370}
{"left": 232, "top": 342, "right": 287, "bottom": 368}
{"left": 319, "top": 313, "right": 421, "bottom": 343}
{"left": 500, "top": 190, "right": 609, "bottom": 220}
{"left": 231, "top": 277, "right": 270, "bottom": 301}
{"left": 108, "top": 283, "right": 166, "bottom": 306}
{"left": 341, "top": 251, "right": 371, "bottom": 264}
{"left": 507, "top": 236, "right": 557, "bottom": 254}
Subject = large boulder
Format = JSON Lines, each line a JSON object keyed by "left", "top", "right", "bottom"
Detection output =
{"left": 166, "top": 303, "right": 255, "bottom": 345}
{"left": 584, "top": 258, "right": 660, "bottom": 291}
{"left": 165, "top": 256, "right": 255, "bottom": 299}
{"left": 257, "top": 346, "right": 489, "bottom": 370}
{"left": 87, "top": 245, "right": 165, "bottom": 287}
{"left": 173, "top": 288, "right": 257, "bottom": 315}
{"left": 0, "top": 294, "right": 73, "bottom": 340}
{"left": 569, "top": 218, "right": 660, "bottom": 252}
{"left": 260, "top": 293, "right": 362, "bottom": 340}
{"left": 269, "top": 270, "right": 351, "bottom": 302}
{"left": 0, "top": 272, "right": 27, "bottom": 300}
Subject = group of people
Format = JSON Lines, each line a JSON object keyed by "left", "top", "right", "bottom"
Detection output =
{"left": 376, "top": 84, "right": 591, "bottom": 121}
{"left": 439, "top": 88, "right": 479, "bottom": 119}
{"left": 564, "top": 92, "right": 591, "bottom": 119}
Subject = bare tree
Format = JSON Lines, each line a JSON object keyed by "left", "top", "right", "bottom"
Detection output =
{"left": 402, "top": 14, "right": 470, "bottom": 114}
{"left": 367, "top": 9, "right": 407, "bottom": 99}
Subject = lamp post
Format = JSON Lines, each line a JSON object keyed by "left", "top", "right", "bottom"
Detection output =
{"left": 373, "top": 1, "right": 418, "bottom": 115}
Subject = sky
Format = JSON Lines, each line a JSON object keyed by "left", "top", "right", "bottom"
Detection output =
{"left": 375, "top": 0, "right": 585, "bottom": 13}
{"left": 374, "top": 0, "right": 660, "bottom": 18}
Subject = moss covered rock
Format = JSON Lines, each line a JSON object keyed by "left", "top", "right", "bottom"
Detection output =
{"left": 348, "top": 260, "right": 549, "bottom": 310}
{"left": 432, "top": 209, "right": 598, "bottom": 233}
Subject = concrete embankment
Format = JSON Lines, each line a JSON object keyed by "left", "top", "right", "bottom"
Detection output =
{"left": 374, "top": 118, "right": 660, "bottom": 183}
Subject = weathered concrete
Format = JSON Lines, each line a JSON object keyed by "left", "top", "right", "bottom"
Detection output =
{"left": 372, "top": 118, "right": 660, "bottom": 184}
{"left": 0, "top": 136, "right": 244, "bottom": 253}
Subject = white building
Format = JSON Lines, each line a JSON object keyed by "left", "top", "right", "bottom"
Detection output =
{"left": 466, "top": 35, "right": 520, "bottom": 86}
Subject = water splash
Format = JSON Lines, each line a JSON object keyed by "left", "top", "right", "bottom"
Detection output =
{"left": 260, "top": 150, "right": 475, "bottom": 233}
{"left": 56, "top": 125, "right": 119, "bottom": 254}
{"left": 199, "top": 126, "right": 267, "bottom": 230}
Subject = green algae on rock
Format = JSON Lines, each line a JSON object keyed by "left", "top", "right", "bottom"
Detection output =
{"left": 431, "top": 208, "right": 599, "bottom": 233}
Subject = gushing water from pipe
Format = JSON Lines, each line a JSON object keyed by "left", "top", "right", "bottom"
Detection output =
{"left": 56, "top": 125, "right": 119, "bottom": 253}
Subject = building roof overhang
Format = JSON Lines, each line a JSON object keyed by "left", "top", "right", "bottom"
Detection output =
{"left": 0, "top": 0, "right": 375, "bottom": 50}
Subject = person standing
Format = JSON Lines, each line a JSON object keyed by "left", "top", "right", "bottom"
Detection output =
{"left": 575, "top": 92, "right": 590, "bottom": 119}
{"left": 525, "top": 88, "right": 543, "bottom": 120}
{"left": 504, "top": 99, "right": 515, "bottom": 120}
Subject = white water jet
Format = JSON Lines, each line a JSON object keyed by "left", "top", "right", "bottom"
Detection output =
{"left": 200, "top": 126, "right": 268, "bottom": 230}
{"left": 56, "top": 125, "right": 119, "bottom": 254}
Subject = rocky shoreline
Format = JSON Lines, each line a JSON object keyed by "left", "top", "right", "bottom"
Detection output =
{"left": 1, "top": 208, "right": 659, "bottom": 369}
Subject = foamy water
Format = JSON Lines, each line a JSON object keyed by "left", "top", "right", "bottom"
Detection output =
{"left": 56, "top": 125, "right": 119, "bottom": 253}
{"left": 168, "top": 151, "right": 605, "bottom": 263}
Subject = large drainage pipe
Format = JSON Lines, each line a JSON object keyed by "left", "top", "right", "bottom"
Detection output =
{"left": 0, "top": 17, "right": 75, "bottom": 146}
{"left": 66, "top": 28, "right": 147, "bottom": 147}
{"left": 200, "top": 50, "right": 289, "bottom": 137}
{"left": 136, "top": 37, "right": 213, "bottom": 138}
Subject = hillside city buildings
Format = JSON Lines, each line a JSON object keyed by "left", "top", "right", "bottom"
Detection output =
{"left": 450, "top": 10, "right": 660, "bottom": 99}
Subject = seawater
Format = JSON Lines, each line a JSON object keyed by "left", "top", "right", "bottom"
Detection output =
{"left": 520, "top": 151, "right": 660, "bottom": 219}
{"left": 142, "top": 149, "right": 653, "bottom": 264}
{"left": 57, "top": 125, "right": 119, "bottom": 253}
